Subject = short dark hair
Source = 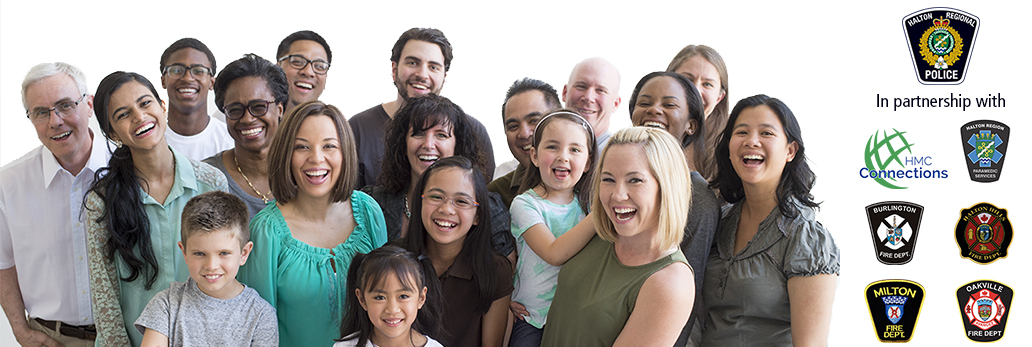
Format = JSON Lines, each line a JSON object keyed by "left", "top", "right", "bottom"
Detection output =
{"left": 711, "top": 95, "right": 819, "bottom": 218}
{"left": 181, "top": 191, "right": 250, "bottom": 248}
{"left": 159, "top": 38, "right": 217, "bottom": 74}
{"left": 391, "top": 28, "right": 453, "bottom": 72}
{"left": 268, "top": 100, "right": 357, "bottom": 203}
{"left": 214, "top": 53, "right": 289, "bottom": 113}
{"left": 501, "top": 78, "right": 561, "bottom": 117}
{"left": 277, "top": 30, "right": 332, "bottom": 63}
{"left": 628, "top": 71, "right": 706, "bottom": 160}
{"left": 379, "top": 95, "right": 488, "bottom": 194}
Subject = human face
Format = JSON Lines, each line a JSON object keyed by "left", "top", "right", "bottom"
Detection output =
{"left": 531, "top": 118, "right": 590, "bottom": 195}
{"left": 357, "top": 273, "right": 427, "bottom": 343}
{"left": 631, "top": 76, "right": 695, "bottom": 141}
{"left": 279, "top": 40, "right": 328, "bottom": 107}
{"left": 160, "top": 48, "right": 213, "bottom": 116}
{"left": 24, "top": 74, "right": 94, "bottom": 171}
{"left": 405, "top": 122, "right": 455, "bottom": 179}
{"left": 562, "top": 60, "right": 621, "bottom": 136}
{"left": 179, "top": 229, "right": 252, "bottom": 300}
{"left": 392, "top": 40, "right": 446, "bottom": 100}
{"left": 728, "top": 105, "right": 798, "bottom": 191}
{"left": 503, "top": 90, "right": 549, "bottom": 167}
{"left": 224, "top": 77, "right": 282, "bottom": 154}
{"left": 290, "top": 115, "right": 342, "bottom": 200}
{"left": 674, "top": 55, "right": 725, "bottom": 118}
{"left": 599, "top": 144, "right": 660, "bottom": 240}
{"left": 106, "top": 81, "right": 167, "bottom": 151}
{"left": 421, "top": 167, "right": 479, "bottom": 248}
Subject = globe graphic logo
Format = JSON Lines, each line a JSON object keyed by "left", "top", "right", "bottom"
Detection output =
{"left": 864, "top": 129, "right": 914, "bottom": 189}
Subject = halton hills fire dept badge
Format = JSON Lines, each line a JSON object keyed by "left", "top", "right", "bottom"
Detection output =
{"left": 866, "top": 279, "right": 925, "bottom": 342}
{"left": 903, "top": 8, "right": 979, "bottom": 84}
{"left": 954, "top": 202, "right": 1012, "bottom": 264}
{"left": 866, "top": 201, "right": 923, "bottom": 264}
{"left": 957, "top": 280, "right": 1012, "bottom": 342}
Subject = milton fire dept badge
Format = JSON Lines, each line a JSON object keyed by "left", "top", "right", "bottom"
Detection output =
{"left": 866, "top": 279, "right": 925, "bottom": 342}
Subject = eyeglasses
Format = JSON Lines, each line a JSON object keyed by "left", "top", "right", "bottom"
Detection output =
{"left": 278, "top": 55, "right": 330, "bottom": 74}
{"left": 27, "top": 94, "right": 86, "bottom": 124}
{"left": 162, "top": 64, "right": 213, "bottom": 79}
{"left": 224, "top": 100, "right": 277, "bottom": 120}
{"left": 422, "top": 193, "right": 479, "bottom": 210}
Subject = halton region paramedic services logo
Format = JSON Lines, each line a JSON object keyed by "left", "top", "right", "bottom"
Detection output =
{"left": 957, "top": 280, "right": 1012, "bottom": 342}
{"left": 903, "top": 8, "right": 979, "bottom": 84}
{"left": 866, "top": 202, "right": 923, "bottom": 264}
{"left": 865, "top": 279, "right": 925, "bottom": 342}
{"left": 960, "top": 120, "right": 1009, "bottom": 182}
{"left": 954, "top": 203, "right": 1012, "bottom": 264}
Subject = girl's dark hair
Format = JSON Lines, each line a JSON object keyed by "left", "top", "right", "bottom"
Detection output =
{"left": 629, "top": 71, "right": 708, "bottom": 176}
{"left": 379, "top": 95, "right": 489, "bottom": 194}
{"left": 711, "top": 94, "right": 819, "bottom": 218}
{"left": 86, "top": 71, "right": 165, "bottom": 289}
{"left": 401, "top": 156, "right": 505, "bottom": 313}
{"left": 340, "top": 245, "right": 442, "bottom": 345}
{"left": 518, "top": 109, "right": 596, "bottom": 213}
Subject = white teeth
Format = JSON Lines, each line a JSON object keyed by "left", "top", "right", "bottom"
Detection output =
{"left": 743, "top": 155, "right": 764, "bottom": 160}
{"left": 204, "top": 274, "right": 221, "bottom": 279}
{"left": 522, "top": 144, "right": 532, "bottom": 151}
{"left": 305, "top": 169, "right": 328, "bottom": 177}
{"left": 434, "top": 219, "right": 456, "bottom": 228}
{"left": 642, "top": 121, "right": 667, "bottom": 130}
{"left": 240, "top": 127, "right": 263, "bottom": 136}
{"left": 295, "top": 82, "right": 313, "bottom": 90}
{"left": 51, "top": 131, "right": 71, "bottom": 139}
{"left": 615, "top": 207, "right": 637, "bottom": 214}
{"left": 177, "top": 88, "right": 198, "bottom": 94}
{"left": 411, "top": 83, "right": 428, "bottom": 90}
{"left": 418, "top": 155, "right": 439, "bottom": 161}
{"left": 134, "top": 123, "right": 155, "bottom": 136}
{"left": 385, "top": 318, "right": 402, "bottom": 324}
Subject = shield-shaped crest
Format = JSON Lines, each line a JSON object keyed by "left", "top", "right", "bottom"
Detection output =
{"left": 890, "top": 227, "right": 903, "bottom": 245}
{"left": 978, "top": 224, "right": 992, "bottom": 243}
{"left": 887, "top": 304, "right": 904, "bottom": 324}
{"left": 977, "top": 298, "right": 993, "bottom": 321}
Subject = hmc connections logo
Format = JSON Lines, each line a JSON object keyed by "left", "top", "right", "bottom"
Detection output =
{"left": 860, "top": 129, "right": 947, "bottom": 189}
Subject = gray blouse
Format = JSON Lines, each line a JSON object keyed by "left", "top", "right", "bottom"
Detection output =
{"left": 202, "top": 151, "right": 272, "bottom": 220}
{"left": 701, "top": 199, "right": 840, "bottom": 346}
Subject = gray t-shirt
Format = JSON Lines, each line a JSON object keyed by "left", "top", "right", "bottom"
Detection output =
{"left": 135, "top": 278, "right": 278, "bottom": 347}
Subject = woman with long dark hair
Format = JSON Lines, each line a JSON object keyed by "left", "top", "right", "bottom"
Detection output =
{"left": 85, "top": 71, "right": 227, "bottom": 346}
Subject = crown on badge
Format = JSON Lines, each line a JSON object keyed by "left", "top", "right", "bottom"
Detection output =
{"left": 933, "top": 17, "right": 950, "bottom": 27}
{"left": 882, "top": 295, "right": 908, "bottom": 305}
{"left": 975, "top": 132, "right": 995, "bottom": 141}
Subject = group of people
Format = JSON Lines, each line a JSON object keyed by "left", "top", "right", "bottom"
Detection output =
{"left": 0, "top": 26, "right": 840, "bottom": 347}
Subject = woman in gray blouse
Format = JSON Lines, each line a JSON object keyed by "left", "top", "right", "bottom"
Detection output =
{"left": 203, "top": 54, "right": 287, "bottom": 219}
{"left": 703, "top": 95, "right": 840, "bottom": 346}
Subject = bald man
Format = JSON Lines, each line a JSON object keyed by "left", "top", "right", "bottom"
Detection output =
{"left": 562, "top": 57, "right": 621, "bottom": 151}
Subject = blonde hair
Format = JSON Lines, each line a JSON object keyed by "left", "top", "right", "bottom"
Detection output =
{"left": 591, "top": 127, "right": 691, "bottom": 250}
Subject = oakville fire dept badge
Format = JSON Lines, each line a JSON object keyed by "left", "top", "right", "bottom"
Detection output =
{"left": 866, "top": 201, "right": 923, "bottom": 264}
{"left": 960, "top": 120, "right": 1009, "bottom": 182}
{"left": 866, "top": 280, "right": 925, "bottom": 342}
{"left": 957, "top": 280, "right": 1012, "bottom": 342}
{"left": 903, "top": 8, "right": 979, "bottom": 84}
{"left": 954, "top": 203, "right": 1012, "bottom": 264}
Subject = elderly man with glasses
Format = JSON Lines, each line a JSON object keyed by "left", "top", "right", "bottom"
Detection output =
{"left": 275, "top": 30, "right": 332, "bottom": 113}
{"left": 1, "top": 62, "right": 111, "bottom": 347}
{"left": 159, "top": 37, "right": 234, "bottom": 161}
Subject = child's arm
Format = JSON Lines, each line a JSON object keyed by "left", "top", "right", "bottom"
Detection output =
{"left": 482, "top": 295, "right": 511, "bottom": 347}
{"left": 139, "top": 328, "right": 169, "bottom": 347}
{"left": 521, "top": 211, "right": 596, "bottom": 266}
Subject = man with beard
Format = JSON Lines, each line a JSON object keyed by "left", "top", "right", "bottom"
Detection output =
{"left": 276, "top": 30, "right": 332, "bottom": 112}
{"left": 563, "top": 57, "right": 622, "bottom": 152}
{"left": 160, "top": 38, "right": 234, "bottom": 160}
{"left": 349, "top": 28, "right": 494, "bottom": 188}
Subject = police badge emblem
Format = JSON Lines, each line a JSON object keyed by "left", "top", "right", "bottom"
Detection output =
{"left": 954, "top": 203, "right": 1012, "bottom": 264}
{"left": 866, "top": 280, "right": 924, "bottom": 342}
{"left": 903, "top": 8, "right": 979, "bottom": 84}
{"left": 957, "top": 280, "right": 1012, "bottom": 342}
{"left": 960, "top": 120, "right": 1009, "bottom": 182}
{"left": 866, "top": 202, "right": 923, "bottom": 264}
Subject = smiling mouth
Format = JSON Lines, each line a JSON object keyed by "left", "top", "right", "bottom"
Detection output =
{"left": 743, "top": 154, "right": 765, "bottom": 165}
{"left": 305, "top": 169, "right": 328, "bottom": 177}
{"left": 51, "top": 130, "right": 72, "bottom": 140}
{"left": 521, "top": 144, "right": 532, "bottom": 151}
{"left": 134, "top": 123, "right": 155, "bottom": 137}
{"left": 418, "top": 155, "right": 439, "bottom": 164}
{"left": 577, "top": 108, "right": 597, "bottom": 115}
{"left": 203, "top": 274, "right": 222, "bottom": 282}
{"left": 553, "top": 167, "right": 570, "bottom": 179}
{"left": 614, "top": 207, "right": 637, "bottom": 221}
{"left": 434, "top": 219, "right": 457, "bottom": 228}
{"left": 410, "top": 82, "right": 429, "bottom": 91}
{"left": 641, "top": 121, "right": 668, "bottom": 130}
{"left": 383, "top": 318, "right": 403, "bottom": 327}
{"left": 295, "top": 82, "right": 313, "bottom": 90}
{"left": 177, "top": 87, "right": 198, "bottom": 95}
{"left": 240, "top": 127, "right": 264, "bottom": 137}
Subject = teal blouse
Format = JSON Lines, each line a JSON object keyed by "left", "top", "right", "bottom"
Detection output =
{"left": 240, "top": 191, "right": 387, "bottom": 347}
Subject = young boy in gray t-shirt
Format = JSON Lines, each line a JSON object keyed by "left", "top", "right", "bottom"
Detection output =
{"left": 135, "top": 191, "right": 278, "bottom": 346}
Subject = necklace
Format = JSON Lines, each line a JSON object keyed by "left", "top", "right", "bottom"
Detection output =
{"left": 233, "top": 152, "right": 271, "bottom": 203}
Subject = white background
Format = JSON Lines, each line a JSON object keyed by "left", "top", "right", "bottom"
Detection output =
{"left": 1, "top": 0, "right": 1028, "bottom": 345}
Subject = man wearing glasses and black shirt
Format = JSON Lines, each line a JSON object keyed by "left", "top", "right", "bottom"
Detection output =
{"left": 159, "top": 37, "right": 234, "bottom": 160}
{"left": 275, "top": 30, "right": 332, "bottom": 113}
